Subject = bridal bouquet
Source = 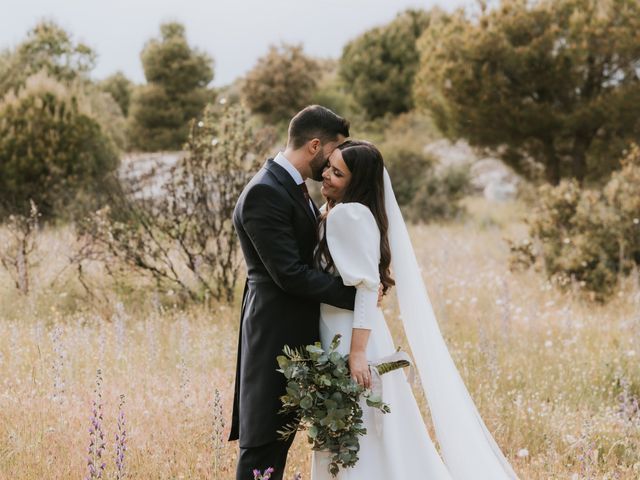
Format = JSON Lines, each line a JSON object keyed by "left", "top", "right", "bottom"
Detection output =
{"left": 277, "top": 335, "right": 410, "bottom": 476}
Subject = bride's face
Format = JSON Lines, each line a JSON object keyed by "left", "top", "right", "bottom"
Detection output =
{"left": 321, "top": 148, "right": 351, "bottom": 202}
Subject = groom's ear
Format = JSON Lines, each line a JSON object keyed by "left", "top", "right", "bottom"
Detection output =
{"left": 308, "top": 138, "right": 321, "bottom": 154}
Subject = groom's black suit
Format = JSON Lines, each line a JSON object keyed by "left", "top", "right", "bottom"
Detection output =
{"left": 230, "top": 159, "right": 356, "bottom": 479}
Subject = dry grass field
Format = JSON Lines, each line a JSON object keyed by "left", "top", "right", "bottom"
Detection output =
{"left": 1, "top": 198, "right": 638, "bottom": 479}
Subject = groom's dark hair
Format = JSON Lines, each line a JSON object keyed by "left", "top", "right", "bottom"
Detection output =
{"left": 287, "top": 105, "right": 350, "bottom": 149}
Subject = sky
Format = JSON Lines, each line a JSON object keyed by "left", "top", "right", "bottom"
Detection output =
{"left": 0, "top": 0, "right": 468, "bottom": 87}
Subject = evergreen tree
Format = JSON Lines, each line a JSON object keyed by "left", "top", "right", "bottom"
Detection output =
{"left": 0, "top": 20, "right": 95, "bottom": 98}
{"left": 415, "top": 0, "right": 640, "bottom": 184}
{"left": 128, "top": 22, "right": 214, "bottom": 151}
{"left": 100, "top": 71, "right": 133, "bottom": 116}
{"left": 339, "top": 9, "right": 435, "bottom": 119}
{"left": 242, "top": 43, "right": 320, "bottom": 124}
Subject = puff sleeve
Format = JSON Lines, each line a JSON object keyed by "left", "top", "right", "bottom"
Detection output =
{"left": 326, "top": 203, "right": 381, "bottom": 330}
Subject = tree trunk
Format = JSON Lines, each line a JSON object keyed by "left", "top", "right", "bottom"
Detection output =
{"left": 543, "top": 141, "right": 561, "bottom": 185}
{"left": 572, "top": 146, "right": 588, "bottom": 185}
{"left": 571, "top": 131, "right": 596, "bottom": 185}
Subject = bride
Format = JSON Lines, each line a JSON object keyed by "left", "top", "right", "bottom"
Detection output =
{"left": 311, "top": 140, "right": 519, "bottom": 479}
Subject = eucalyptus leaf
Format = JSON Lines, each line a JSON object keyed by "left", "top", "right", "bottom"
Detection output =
{"left": 278, "top": 336, "right": 391, "bottom": 477}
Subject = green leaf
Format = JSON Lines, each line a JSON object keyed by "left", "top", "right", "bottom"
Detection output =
{"left": 300, "top": 395, "right": 313, "bottom": 410}
{"left": 276, "top": 355, "right": 290, "bottom": 369}
{"left": 306, "top": 344, "right": 324, "bottom": 355}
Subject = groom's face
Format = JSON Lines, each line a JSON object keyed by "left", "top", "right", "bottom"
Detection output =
{"left": 309, "top": 135, "right": 346, "bottom": 181}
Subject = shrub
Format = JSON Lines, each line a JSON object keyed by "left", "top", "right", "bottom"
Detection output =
{"left": 521, "top": 145, "right": 640, "bottom": 300}
{"left": 0, "top": 73, "right": 119, "bottom": 221}
{"left": 380, "top": 138, "right": 470, "bottom": 223}
{"left": 242, "top": 43, "right": 320, "bottom": 125}
{"left": 82, "top": 103, "right": 274, "bottom": 303}
{"left": 406, "top": 164, "right": 471, "bottom": 223}
{"left": 100, "top": 71, "right": 133, "bottom": 117}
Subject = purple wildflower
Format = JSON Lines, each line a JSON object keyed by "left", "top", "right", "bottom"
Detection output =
{"left": 115, "top": 394, "right": 127, "bottom": 480}
{"left": 253, "top": 467, "right": 275, "bottom": 480}
{"left": 86, "top": 369, "right": 106, "bottom": 480}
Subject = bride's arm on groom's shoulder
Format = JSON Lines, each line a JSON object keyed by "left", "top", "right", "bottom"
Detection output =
{"left": 241, "top": 183, "right": 355, "bottom": 309}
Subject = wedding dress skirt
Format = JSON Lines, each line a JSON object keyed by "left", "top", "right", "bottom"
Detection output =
{"left": 310, "top": 181, "right": 519, "bottom": 479}
{"left": 311, "top": 303, "right": 452, "bottom": 480}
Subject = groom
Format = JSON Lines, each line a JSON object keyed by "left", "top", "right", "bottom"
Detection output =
{"left": 230, "top": 105, "right": 358, "bottom": 480}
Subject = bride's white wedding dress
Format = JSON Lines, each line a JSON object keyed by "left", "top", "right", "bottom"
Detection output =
{"left": 310, "top": 169, "right": 519, "bottom": 480}
{"left": 311, "top": 202, "right": 452, "bottom": 479}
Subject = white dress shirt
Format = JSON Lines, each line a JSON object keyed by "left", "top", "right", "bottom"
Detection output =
{"left": 274, "top": 152, "right": 316, "bottom": 216}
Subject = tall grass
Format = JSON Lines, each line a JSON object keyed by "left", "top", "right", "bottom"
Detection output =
{"left": 0, "top": 198, "right": 638, "bottom": 479}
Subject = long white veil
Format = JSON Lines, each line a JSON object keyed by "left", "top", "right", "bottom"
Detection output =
{"left": 383, "top": 169, "right": 519, "bottom": 479}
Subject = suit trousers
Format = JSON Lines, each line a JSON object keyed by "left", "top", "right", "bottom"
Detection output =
{"left": 236, "top": 434, "right": 297, "bottom": 480}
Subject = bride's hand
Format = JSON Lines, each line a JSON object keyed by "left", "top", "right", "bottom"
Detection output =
{"left": 349, "top": 350, "right": 371, "bottom": 389}
{"left": 377, "top": 284, "right": 384, "bottom": 307}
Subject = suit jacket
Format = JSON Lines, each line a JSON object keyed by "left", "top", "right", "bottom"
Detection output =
{"left": 229, "top": 158, "right": 356, "bottom": 448}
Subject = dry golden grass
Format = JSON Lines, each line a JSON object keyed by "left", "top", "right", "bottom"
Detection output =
{"left": 1, "top": 197, "right": 638, "bottom": 479}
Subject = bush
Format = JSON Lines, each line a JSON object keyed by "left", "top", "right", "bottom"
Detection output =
{"left": 310, "top": 60, "right": 361, "bottom": 122}
{"left": 0, "top": 73, "right": 119, "bottom": 221}
{"left": 82, "top": 104, "right": 274, "bottom": 303}
{"left": 100, "top": 71, "right": 133, "bottom": 117}
{"left": 381, "top": 140, "right": 435, "bottom": 206}
{"left": 522, "top": 145, "right": 640, "bottom": 300}
{"left": 379, "top": 138, "right": 470, "bottom": 223}
{"left": 406, "top": 164, "right": 471, "bottom": 223}
{"left": 242, "top": 43, "right": 320, "bottom": 125}
{"left": 82, "top": 84, "right": 129, "bottom": 150}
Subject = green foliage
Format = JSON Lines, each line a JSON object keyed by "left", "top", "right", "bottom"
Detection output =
{"left": 524, "top": 145, "right": 640, "bottom": 300}
{"left": 311, "top": 60, "right": 361, "bottom": 122}
{"left": 100, "top": 71, "right": 133, "bottom": 116}
{"left": 415, "top": 0, "right": 640, "bottom": 185}
{"left": 340, "top": 9, "right": 436, "bottom": 119}
{"left": 406, "top": 164, "right": 471, "bottom": 223}
{"left": 128, "top": 22, "right": 214, "bottom": 151}
{"left": 277, "top": 335, "right": 390, "bottom": 477}
{"left": 82, "top": 84, "right": 129, "bottom": 151}
{"left": 0, "top": 20, "right": 96, "bottom": 98}
{"left": 242, "top": 43, "right": 320, "bottom": 124}
{"left": 379, "top": 136, "right": 470, "bottom": 223}
{"left": 0, "top": 21, "right": 127, "bottom": 153}
{"left": 381, "top": 139, "right": 435, "bottom": 206}
{"left": 0, "top": 73, "right": 119, "bottom": 221}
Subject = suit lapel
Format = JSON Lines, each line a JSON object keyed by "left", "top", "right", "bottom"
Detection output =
{"left": 265, "top": 159, "right": 318, "bottom": 228}
{"left": 311, "top": 199, "right": 321, "bottom": 219}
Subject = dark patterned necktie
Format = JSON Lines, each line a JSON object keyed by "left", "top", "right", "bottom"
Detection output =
{"left": 300, "top": 182, "right": 317, "bottom": 218}
{"left": 300, "top": 182, "right": 311, "bottom": 203}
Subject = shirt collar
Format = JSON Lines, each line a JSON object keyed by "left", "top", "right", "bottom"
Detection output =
{"left": 274, "top": 152, "right": 304, "bottom": 185}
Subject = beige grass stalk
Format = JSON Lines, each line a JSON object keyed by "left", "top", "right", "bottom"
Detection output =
{"left": 0, "top": 198, "right": 638, "bottom": 479}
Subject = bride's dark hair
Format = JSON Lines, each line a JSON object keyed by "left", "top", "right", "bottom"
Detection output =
{"left": 315, "top": 140, "right": 395, "bottom": 295}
